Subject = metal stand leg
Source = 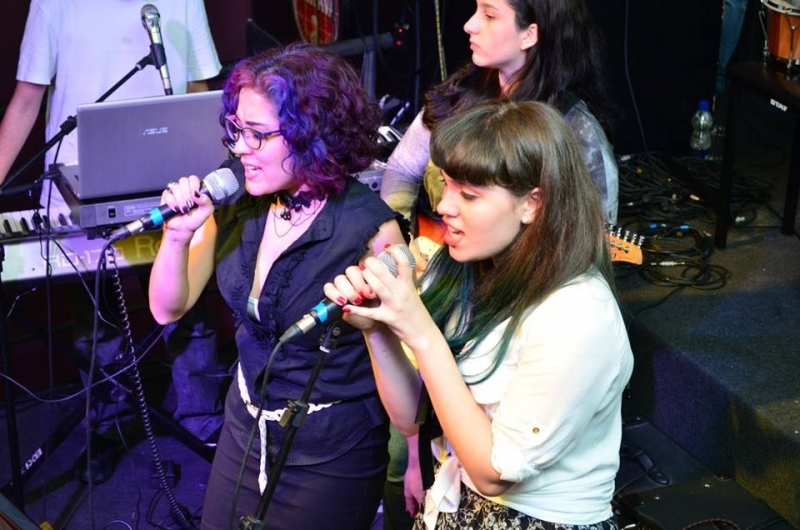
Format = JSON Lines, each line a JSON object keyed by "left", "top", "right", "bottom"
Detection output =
{"left": 0, "top": 245, "right": 24, "bottom": 507}
{"left": 716, "top": 78, "right": 741, "bottom": 249}
{"left": 783, "top": 116, "right": 800, "bottom": 234}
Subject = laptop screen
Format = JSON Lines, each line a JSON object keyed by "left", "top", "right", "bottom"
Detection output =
{"left": 67, "top": 90, "right": 228, "bottom": 201}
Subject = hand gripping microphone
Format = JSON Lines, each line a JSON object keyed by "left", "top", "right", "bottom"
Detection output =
{"left": 108, "top": 168, "right": 239, "bottom": 242}
{"left": 140, "top": 4, "right": 173, "bottom": 95}
{"left": 279, "top": 244, "right": 417, "bottom": 343}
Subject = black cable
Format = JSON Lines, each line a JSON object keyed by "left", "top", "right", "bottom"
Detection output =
{"left": 618, "top": 152, "right": 707, "bottom": 224}
{"left": 612, "top": 222, "right": 731, "bottom": 316}
{"left": 227, "top": 340, "right": 284, "bottom": 530}
{"left": 622, "top": 0, "right": 649, "bottom": 154}
{"left": 96, "top": 242, "right": 195, "bottom": 530}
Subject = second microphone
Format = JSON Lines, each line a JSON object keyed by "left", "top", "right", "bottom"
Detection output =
{"left": 108, "top": 168, "right": 239, "bottom": 242}
{"left": 279, "top": 244, "right": 416, "bottom": 343}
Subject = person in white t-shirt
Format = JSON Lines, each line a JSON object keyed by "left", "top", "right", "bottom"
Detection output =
{"left": 325, "top": 100, "right": 633, "bottom": 529}
{"left": 0, "top": 0, "right": 225, "bottom": 484}
{"left": 0, "top": 0, "right": 222, "bottom": 205}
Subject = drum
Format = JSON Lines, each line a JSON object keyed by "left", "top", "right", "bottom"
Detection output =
{"left": 763, "top": 0, "right": 800, "bottom": 66}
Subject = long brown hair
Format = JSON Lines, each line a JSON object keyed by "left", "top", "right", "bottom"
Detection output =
{"left": 422, "top": 100, "right": 613, "bottom": 380}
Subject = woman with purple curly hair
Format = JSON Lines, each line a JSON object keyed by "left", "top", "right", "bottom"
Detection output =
{"left": 148, "top": 42, "right": 406, "bottom": 529}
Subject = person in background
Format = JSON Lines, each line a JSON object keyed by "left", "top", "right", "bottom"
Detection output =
{"left": 0, "top": 0, "right": 221, "bottom": 191}
{"left": 0, "top": 0, "right": 224, "bottom": 484}
{"left": 148, "top": 43, "right": 406, "bottom": 529}
{"left": 380, "top": 0, "right": 619, "bottom": 239}
{"left": 326, "top": 99, "right": 634, "bottom": 530}
{"left": 716, "top": 0, "right": 752, "bottom": 96}
{"left": 378, "top": 1, "right": 619, "bottom": 524}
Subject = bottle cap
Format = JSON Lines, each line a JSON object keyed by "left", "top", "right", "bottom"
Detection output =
{"left": 698, "top": 99, "right": 710, "bottom": 112}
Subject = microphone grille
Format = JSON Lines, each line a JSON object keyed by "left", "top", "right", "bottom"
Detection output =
{"left": 141, "top": 4, "right": 160, "bottom": 22}
{"left": 376, "top": 244, "right": 416, "bottom": 277}
{"left": 203, "top": 168, "right": 240, "bottom": 201}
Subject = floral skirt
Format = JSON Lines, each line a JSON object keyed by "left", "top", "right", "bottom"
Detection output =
{"left": 412, "top": 481, "right": 618, "bottom": 530}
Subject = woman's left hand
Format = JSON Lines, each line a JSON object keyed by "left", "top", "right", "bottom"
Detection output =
{"left": 324, "top": 244, "right": 435, "bottom": 347}
{"left": 324, "top": 262, "right": 383, "bottom": 332}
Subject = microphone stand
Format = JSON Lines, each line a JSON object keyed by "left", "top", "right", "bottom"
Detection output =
{"left": 239, "top": 324, "right": 342, "bottom": 530}
{"left": 0, "top": 52, "right": 156, "bottom": 197}
{"left": 0, "top": 50, "right": 158, "bottom": 509}
{"left": 0, "top": 245, "right": 24, "bottom": 508}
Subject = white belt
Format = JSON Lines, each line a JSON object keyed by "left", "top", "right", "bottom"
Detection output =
{"left": 237, "top": 364, "right": 338, "bottom": 492}
{"left": 423, "top": 437, "right": 461, "bottom": 529}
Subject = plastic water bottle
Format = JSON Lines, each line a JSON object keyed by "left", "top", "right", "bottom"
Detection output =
{"left": 689, "top": 99, "right": 713, "bottom": 159}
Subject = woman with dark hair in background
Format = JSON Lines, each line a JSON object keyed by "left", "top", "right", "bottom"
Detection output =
{"left": 381, "top": 0, "right": 619, "bottom": 233}
{"left": 148, "top": 43, "right": 405, "bottom": 529}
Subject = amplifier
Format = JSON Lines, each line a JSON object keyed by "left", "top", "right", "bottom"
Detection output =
{"left": 614, "top": 419, "right": 792, "bottom": 529}
{"left": 626, "top": 475, "right": 794, "bottom": 530}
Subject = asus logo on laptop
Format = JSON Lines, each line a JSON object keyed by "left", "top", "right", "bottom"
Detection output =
{"left": 143, "top": 127, "right": 169, "bottom": 136}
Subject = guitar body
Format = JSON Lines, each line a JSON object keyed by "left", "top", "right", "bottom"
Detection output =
{"left": 293, "top": 0, "right": 343, "bottom": 44}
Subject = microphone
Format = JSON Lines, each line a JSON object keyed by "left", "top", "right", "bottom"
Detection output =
{"left": 279, "top": 244, "right": 416, "bottom": 343}
{"left": 108, "top": 168, "right": 239, "bottom": 242}
{"left": 140, "top": 4, "right": 173, "bottom": 95}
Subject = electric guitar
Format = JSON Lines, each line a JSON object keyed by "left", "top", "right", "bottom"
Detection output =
{"left": 417, "top": 215, "right": 644, "bottom": 266}
{"left": 606, "top": 225, "right": 644, "bottom": 265}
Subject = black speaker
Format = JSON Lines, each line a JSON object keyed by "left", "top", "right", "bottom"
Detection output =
{"left": 630, "top": 475, "right": 794, "bottom": 529}
{"left": 614, "top": 419, "right": 792, "bottom": 529}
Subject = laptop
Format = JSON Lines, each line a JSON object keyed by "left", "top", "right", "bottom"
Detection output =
{"left": 63, "top": 90, "right": 228, "bottom": 201}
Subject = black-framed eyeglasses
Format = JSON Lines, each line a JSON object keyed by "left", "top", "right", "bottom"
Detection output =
{"left": 222, "top": 116, "right": 282, "bottom": 150}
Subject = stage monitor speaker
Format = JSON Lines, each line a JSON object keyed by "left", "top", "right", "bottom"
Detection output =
{"left": 614, "top": 419, "right": 792, "bottom": 529}
{"left": 630, "top": 475, "right": 794, "bottom": 530}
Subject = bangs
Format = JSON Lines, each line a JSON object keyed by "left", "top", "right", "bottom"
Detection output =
{"left": 430, "top": 124, "right": 507, "bottom": 188}
{"left": 430, "top": 103, "right": 544, "bottom": 196}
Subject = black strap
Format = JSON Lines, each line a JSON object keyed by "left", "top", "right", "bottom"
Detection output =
{"left": 415, "top": 384, "right": 443, "bottom": 490}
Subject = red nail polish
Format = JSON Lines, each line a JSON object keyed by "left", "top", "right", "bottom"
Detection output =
{"left": 343, "top": 306, "right": 352, "bottom": 313}
{"left": 359, "top": 263, "right": 366, "bottom": 270}
{"left": 384, "top": 243, "right": 392, "bottom": 249}
{"left": 354, "top": 297, "right": 363, "bottom": 306}
{"left": 337, "top": 296, "right": 347, "bottom": 305}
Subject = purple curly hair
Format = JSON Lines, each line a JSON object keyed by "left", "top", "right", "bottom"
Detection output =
{"left": 220, "top": 42, "right": 381, "bottom": 197}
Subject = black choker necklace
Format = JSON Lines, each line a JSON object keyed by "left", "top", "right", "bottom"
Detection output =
{"left": 273, "top": 191, "right": 317, "bottom": 221}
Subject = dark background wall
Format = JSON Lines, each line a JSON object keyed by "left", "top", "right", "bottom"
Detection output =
{"left": 223, "top": 0, "right": 732, "bottom": 157}
{"left": 1, "top": 0, "right": 764, "bottom": 196}
{"left": 588, "top": 0, "right": 722, "bottom": 156}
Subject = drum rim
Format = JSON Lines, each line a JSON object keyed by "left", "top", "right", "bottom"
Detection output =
{"left": 763, "top": 0, "right": 800, "bottom": 15}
